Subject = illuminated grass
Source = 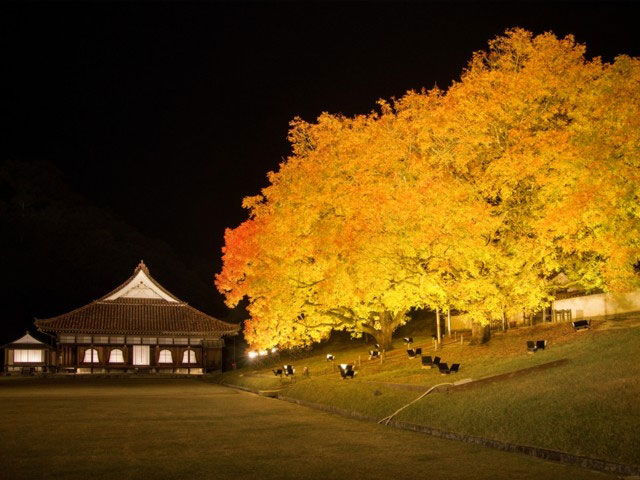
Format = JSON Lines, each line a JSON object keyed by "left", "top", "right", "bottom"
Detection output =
{"left": 396, "top": 325, "right": 640, "bottom": 466}
{"left": 223, "top": 318, "right": 640, "bottom": 466}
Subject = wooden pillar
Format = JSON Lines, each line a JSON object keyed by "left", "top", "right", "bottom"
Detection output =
{"left": 154, "top": 345, "right": 159, "bottom": 371}
{"left": 173, "top": 345, "right": 177, "bottom": 374}
{"left": 202, "top": 347, "right": 207, "bottom": 373}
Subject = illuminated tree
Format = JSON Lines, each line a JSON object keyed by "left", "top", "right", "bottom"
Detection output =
{"left": 217, "top": 29, "right": 640, "bottom": 349}
{"left": 430, "top": 29, "right": 640, "bottom": 341}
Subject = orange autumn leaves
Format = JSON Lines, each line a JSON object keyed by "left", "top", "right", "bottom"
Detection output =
{"left": 216, "top": 29, "right": 640, "bottom": 350}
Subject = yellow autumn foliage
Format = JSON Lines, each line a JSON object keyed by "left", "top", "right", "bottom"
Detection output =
{"left": 216, "top": 29, "right": 640, "bottom": 350}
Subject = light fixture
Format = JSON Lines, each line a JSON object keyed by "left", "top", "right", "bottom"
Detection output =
{"left": 271, "top": 347, "right": 278, "bottom": 353}
{"left": 259, "top": 350, "right": 268, "bottom": 356}
{"left": 248, "top": 351, "right": 258, "bottom": 359}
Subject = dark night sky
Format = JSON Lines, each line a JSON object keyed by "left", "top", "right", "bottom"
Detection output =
{"left": 2, "top": 1, "right": 639, "bottom": 342}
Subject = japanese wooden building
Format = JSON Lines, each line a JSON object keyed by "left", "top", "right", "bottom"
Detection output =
{"left": 2, "top": 332, "right": 55, "bottom": 374}
{"left": 34, "top": 261, "right": 239, "bottom": 374}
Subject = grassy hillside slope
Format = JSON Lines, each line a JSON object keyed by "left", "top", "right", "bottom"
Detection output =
{"left": 221, "top": 318, "right": 640, "bottom": 466}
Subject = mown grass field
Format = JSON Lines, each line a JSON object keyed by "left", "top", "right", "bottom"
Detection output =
{"left": 222, "top": 318, "right": 640, "bottom": 467}
{"left": 0, "top": 377, "right": 613, "bottom": 480}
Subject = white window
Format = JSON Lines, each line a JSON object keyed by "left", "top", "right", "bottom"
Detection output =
{"left": 83, "top": 348, "right": 99, "bottom": 363}
{"left": 189, "top": 338, "right": 202, "bottom": 345}
{"left": 158, "top": 338, "right": 172, "bottom": 345}
{"left": 109, "top": 349, "right": 124, "bottom": 363}
{"left": 133, "top": 345, "right": 150, "bottom": 365}
{"left": 158, "top": 350, "right": 173, "bottom": 363}
{"left": 77, "top": 336, "right": 92, "bottom": 344}
{"left": 60, "top": 335, "right": 75, "bottom": 343}
{"left": 126, "top": 337, "right": 141, "bottom": 344}
{"left": 14, "top": 349, "right": 43, "bottom": 363}
{"left": 182, "top": 350, "right": 197, "bottom": 364}
{"left": 109, "top": 336, "right": 125, "bottom": 344}
{"left": 174, "top": 338, "right": 188, "bottom": 345}
{"left": 94, "top": 336, "right": 109, "bottom": 344}
{"left": 142, "top": 337, "right": 157, "bottom": 345}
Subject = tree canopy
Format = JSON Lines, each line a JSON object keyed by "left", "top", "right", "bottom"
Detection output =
{"left": 216, "top": 29, "right": 640, "bottom": 350}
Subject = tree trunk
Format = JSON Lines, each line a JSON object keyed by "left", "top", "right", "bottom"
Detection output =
{"left": 374, "top": 328, "right": 394, "bottom": 351}
{"left": 435, "top": 308, "right": 442, "bottom": 348}
{"left": 469, "top": 322, "right": 491, "bottom": 345}
{"left": 370, "top": 310, "right": 406, "bottom": 351}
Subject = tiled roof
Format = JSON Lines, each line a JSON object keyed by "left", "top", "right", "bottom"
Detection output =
{"left": 1, "top": 332, "right": 52, "bottom": 349}
{"left": 34, "top": 262, "right": 239, "bottom": 337}
{"left": 35, "top": 298, "right": 239, "bottom": 336}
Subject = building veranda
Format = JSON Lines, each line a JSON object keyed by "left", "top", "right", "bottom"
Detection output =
{"left": 17, "top": 261, "right": 239, "bottom": 374}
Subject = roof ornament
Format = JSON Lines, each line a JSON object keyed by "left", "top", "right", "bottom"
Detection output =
{"left": 135, "top": 260, "right": 150, "bottom": 274}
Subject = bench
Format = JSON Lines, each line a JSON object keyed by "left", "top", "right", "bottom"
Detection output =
{"left": 572, "top": 320, "right": 591, "bottom": 331}
{"left": 528, "top": 340, "right": 548, "bottom": 353}
{"left": 421, "top": 355, "right": 440, "bottom": 368}
{"left": 339, "top": 369, "right": 356, "bottom": 379}
{"left": 438, "top": 362, "right": 450, "bottom": 375}
{"left": 369, "top": 350, "right": 380, "bottom": 360}
{"left": 273, "top": 369, "right": 283, "bottom": 377}
{"left": 339, "top": 364, "right": 356, "bottom": 379}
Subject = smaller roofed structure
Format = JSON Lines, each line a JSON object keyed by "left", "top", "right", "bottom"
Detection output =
{"left": 34, "top": 261, "right": 239, "bottom": 374}
{"left": 2, "top": 332, "right": 54, "bottom": 375}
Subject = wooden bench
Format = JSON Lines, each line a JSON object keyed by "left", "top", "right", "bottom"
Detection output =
{"left": 572, "top": 320, "right": 591, "bottom": 331}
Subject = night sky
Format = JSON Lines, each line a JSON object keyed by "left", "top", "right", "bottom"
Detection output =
{"left": 2, "top": 1, "right": 639, "bottom": 344}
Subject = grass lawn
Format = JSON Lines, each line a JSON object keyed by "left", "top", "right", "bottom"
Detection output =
{"left": 224, "top": 318, "right": 640, "bottom": 467}
{"left": 0, "top": 378, "right": 615, "bottom": 479}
